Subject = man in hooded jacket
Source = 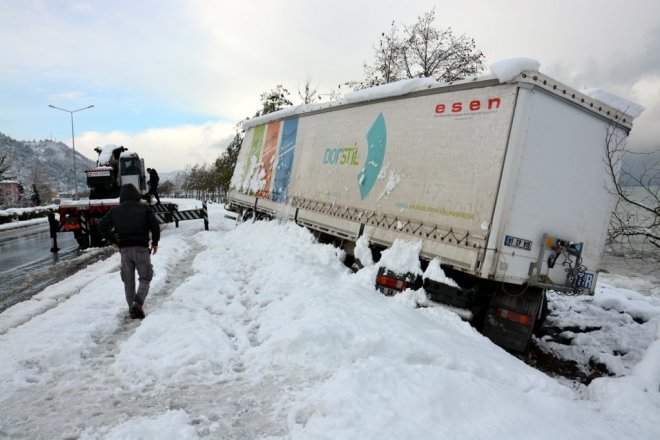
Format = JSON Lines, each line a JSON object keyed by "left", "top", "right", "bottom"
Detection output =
{"left": 99, "top": 184, "right": 160, "bottom": 319}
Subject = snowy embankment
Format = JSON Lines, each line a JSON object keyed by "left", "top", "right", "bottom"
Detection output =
{"left": 0, "top": 204, "right": 659, "bottom": 439}
{"left": 0, "top": 205, "right": 55, "bottom": 228}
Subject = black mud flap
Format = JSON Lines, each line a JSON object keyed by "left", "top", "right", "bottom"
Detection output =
{"left": 482, "top": 287, "right": 545, "bottom": 353}
{"left": 424, "top": 278, "right": 475, "bottom": 309}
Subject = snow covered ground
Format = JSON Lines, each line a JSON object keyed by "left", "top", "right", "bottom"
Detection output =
{"left": 1, "top": 202, "right": 659, "bottom": 439}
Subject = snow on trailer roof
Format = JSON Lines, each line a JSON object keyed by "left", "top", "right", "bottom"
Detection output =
{"left": 242, "top": 57, "right": 643, "bottom": 130}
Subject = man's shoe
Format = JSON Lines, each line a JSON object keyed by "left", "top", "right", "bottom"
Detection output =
{"left": 129, "top": 302, "right": 145, "bottom": 319}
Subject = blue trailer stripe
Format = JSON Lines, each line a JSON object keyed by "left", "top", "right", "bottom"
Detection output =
{"left": 272, "top": 118, "right": 299, "bottom": 203}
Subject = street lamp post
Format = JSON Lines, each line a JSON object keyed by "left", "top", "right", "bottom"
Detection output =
{"left": 48, "top": 104, "right": 94, "bottom": 199}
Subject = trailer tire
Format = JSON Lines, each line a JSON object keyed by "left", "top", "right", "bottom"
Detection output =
{"left": 241, "top": 209, "right": 255, "bottom": 222}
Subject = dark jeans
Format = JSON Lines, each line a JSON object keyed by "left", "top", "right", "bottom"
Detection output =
{"left": 120, "top": 247, "right": 154, "bottom": 307}
{"left": 148, "top": 184, "right": 160, "bottom": 203}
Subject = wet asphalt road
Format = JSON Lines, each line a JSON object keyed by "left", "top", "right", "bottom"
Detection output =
{"left": 0, "top": 223, "right": 108, "bottom": 312}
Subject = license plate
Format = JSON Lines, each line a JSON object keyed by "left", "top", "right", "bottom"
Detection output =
{"left": 504, "top": 235, "right": 532, "bottom": 251}
{"left": 576, "top": 271, "right": 595, "bottom": 289}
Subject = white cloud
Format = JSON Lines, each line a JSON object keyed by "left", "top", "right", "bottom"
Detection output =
{"left": 76, "top": 121, "right": 236, "bottom": 173}
{"left": 627, "top": 75, "right": 660, "bottom": 151}
{"left": 2, "top": 0, "right": 659, "bottom": 161}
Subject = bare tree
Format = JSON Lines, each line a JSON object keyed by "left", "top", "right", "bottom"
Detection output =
{"left": 605, "top": 124, "right": 660, "bottom": 254}
{"left": 26, "top": 163, "right": 54, "bottom": 205}
{"left": 349, "top": 8, "right": 485, "bottom": 90}
{"left": 401, "top": 9, "right": 484, "bottom": 82}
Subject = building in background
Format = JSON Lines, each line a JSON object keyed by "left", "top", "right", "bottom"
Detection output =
{"left": 0, "top": 180, "right": 20, "bottom": 206}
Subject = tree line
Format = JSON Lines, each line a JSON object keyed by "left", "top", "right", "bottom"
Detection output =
{"left": 175, "top": 7, "right": 485, "bottom": 201}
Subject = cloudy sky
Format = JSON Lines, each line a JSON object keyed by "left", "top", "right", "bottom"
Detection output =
{"left": 1, "top": 0, "right": 658, "bottom": 172}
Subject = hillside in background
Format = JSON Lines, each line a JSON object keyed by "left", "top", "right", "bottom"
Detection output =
{"left": 0, "top": 132, "right": 96, "bottom": 195}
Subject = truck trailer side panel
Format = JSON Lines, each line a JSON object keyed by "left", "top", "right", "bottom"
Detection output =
{"left": 282, "top": 84, "right": 519, "bottom": 271}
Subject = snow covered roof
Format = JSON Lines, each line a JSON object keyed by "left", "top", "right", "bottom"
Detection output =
{"left": 96, "top": 144, "right": 124, "bottom": 166}
{"left": 242, "top": 58, "right": 644, "bottom": 131}
{"left": 488, "top": 57, "right": 541, "bottom": 82}
{"left": 583, "top": 88, "right": 645, "bottom": 119}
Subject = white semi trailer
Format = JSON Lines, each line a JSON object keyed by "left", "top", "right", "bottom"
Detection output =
{"left": 227, "top": 65, "right": 640, "bottom": 352}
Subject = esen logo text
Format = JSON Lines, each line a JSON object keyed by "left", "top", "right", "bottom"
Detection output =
{"left": 435, "top": 97, "right": 501, "bottom": 114}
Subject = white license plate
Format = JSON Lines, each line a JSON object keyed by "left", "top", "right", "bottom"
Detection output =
{"left": 576, "top": 272, "right": 595, "bottom": 289}
{"left": 504, "top": 235, "right": 532, "bottom": 251}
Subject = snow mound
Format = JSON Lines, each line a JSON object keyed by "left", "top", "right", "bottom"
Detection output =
{"left": 423, "top": 257, "right": 458, "bottom": 287}
{"left": 96, "top": 410, "right": 200, "bottom": 440}
{"left": 378, "top": 239, "right": 423, "bottom": 275}
{"left": 343, "top": 77, "right": 438, "bottom": 104}
{"left": 2, "top": 204, "right": 660, "bottom": 439}
{"left": 242, "top": 103, "right": 329, "bottom": 129}
{"left": 355, "top": 234, "right": 374, "bottom": 267}
{"left": 489, "top": 57, "right": 541, "bottom": 82}
{"left": 583, "top": 88, "right": 645, "bottom": 118}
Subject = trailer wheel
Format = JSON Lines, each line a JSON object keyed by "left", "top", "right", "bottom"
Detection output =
{"left": 241, "top": 209, "right": 255, "bottom": 222}
{"left": 481, "top": 286, "right": 545, "bottom": 353}
{"left": 256, "top": 212, "right": 270, "bottom": 221}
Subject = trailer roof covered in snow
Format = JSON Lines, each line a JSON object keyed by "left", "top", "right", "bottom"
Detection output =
{"left": 243, "top": 58, "right": 642, "bottom": 131}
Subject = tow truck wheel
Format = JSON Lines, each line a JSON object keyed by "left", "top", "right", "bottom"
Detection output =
{"left": 75, "top": 233, "right": 90, "bottom": 249}
{"left": 89, "top": 229, "right": 103, "bottom": 247}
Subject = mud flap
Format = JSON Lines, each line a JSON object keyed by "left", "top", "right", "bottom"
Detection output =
{"left": 482, "top": 287, "right": 545, "bottom": 353}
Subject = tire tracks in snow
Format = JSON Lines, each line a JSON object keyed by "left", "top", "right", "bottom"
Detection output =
{"left": 0, "top": 231, "right": 206, "bottom": 440}
{"left": 2, "top": 220, "right": 295, "bottom": 439}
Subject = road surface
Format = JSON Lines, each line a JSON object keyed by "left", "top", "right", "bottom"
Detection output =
{"left": 0, "top": 222, "right": 111, "bottom": 312}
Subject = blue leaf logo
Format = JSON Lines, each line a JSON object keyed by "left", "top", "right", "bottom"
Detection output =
{"left": 357, "top": 113, "right": 386, "bottom": 199}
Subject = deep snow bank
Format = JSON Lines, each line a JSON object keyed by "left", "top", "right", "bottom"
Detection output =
{"left": 0, "top": 207, "right": 658, "bottom": 439}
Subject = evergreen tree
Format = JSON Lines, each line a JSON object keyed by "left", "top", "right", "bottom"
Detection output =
{"left": 256, "top": 85, "right": 293, "bottom": 116}
{"left": 30, "top": 183, "right": 41, "bottom": 206}
{"left": 0, "top": 155, "right": 8, "bottom": 180}
{"left": 215, "top": 131, "right": 243, "bottom": 193}
{"left": 298, "top": 77, "right": 319, "bottom": 104}
{"left": 17, "top": 183, "right": 25, "bottom": 207}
